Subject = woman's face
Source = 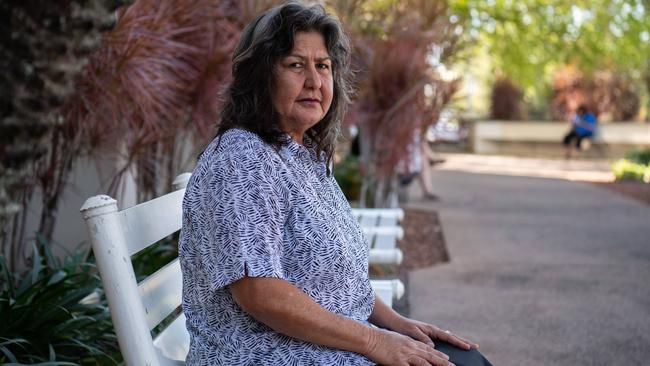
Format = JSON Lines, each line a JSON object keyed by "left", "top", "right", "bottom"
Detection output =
{"left": 272, "top": 31, "right": 334, "bottom": 141}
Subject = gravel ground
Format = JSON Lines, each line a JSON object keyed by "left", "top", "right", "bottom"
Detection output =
{"left": 398, "top": 208, "right": 449, "bottom": 271}
{"left": 369, "top": 208, "right": 450, "bottom": 278}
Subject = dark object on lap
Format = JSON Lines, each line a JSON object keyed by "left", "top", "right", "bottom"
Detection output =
{"left": 435, "top": 341, "right": 493, "bottom": 366}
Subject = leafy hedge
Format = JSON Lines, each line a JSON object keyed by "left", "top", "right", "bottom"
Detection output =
{"left": 612, "top": 149, "right": 650, "bottom": 183}
{"left": 0, "top": 238, "right": 121, "bottom": 365}
{"left": 0, "top": 235, "right": 180, "bottom": 365}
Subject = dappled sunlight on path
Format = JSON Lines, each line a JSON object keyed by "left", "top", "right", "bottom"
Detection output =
{"left": 436, "top": 153, "right": 615, "bottom": 182}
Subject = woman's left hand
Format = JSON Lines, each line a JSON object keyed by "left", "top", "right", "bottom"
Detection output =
{"left": 391, "top": 317, "right": 480, "bottom": 351}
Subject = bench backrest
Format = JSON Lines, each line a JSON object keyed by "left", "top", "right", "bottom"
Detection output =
{"left": 81, "top": 173, "right": 192, "bottom": 366}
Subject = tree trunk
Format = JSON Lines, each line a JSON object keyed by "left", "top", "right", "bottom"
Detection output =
{"left": 356, "top": 122, "right": 402, "bottom": 208}
{"left": 357, "top": 124, "right": 376, "bottom": 208}
{"left": 372, "top": 175, "right": 399, "bottom": 208}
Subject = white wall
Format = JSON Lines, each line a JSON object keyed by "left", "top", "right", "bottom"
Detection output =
{"left": 20, "top": 154, "right": 137, "bottom": 259}
{"left": 4, "top": 129, "right": 202, "bottom": 268}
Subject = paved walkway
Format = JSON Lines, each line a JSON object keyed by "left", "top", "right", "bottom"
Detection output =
{"left": 403, "top": 154, "right": 650, "bottom": 365}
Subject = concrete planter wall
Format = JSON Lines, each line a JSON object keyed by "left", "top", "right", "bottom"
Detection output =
{"left": 470, "top": 120, "right": 650, "bottom": 158}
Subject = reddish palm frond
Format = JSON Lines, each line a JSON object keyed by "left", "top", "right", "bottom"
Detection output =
{"left": 336, "top": 0, "right": 460, "bottom": 178}
{"left": 63, "top": 0, "right": 244, "bottom": 153}
{"left": 365, "top": 34, "right": 431, "bottom": 176}
{"left": 59, "top": 0, "right": 251, "bottom": 199}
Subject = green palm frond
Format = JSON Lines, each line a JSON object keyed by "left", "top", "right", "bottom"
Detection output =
{"left": 0, "top": 239, "right": 120, "bottom": 364}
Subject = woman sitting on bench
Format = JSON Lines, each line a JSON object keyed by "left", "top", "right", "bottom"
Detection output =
{"left": 563, "top": 104, "right": 597, "bottom": 159}
{"left": 178, "top": 3, "right": 491, "bottom": 365}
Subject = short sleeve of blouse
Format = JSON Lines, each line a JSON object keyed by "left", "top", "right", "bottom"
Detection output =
{"left": 198, "top": 148, "right": 288, "bottom": 291}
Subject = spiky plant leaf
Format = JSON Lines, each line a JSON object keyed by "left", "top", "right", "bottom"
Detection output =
{"left": 63, "top": 0, "right": 247, "bottom": 200}
{"left": 0, "top": 240, "right": 120, "bottom": 364}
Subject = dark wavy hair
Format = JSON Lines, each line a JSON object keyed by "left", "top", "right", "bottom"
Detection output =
{"left": 215, "top": 1, "right": 352, "bottom": 175}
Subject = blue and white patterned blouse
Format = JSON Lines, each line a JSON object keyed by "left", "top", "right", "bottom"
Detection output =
{"left": 179, "top": 128, "right": 376, "bottom": 365}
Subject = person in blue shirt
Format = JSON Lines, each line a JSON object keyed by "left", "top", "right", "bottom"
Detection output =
{"left": 563, "top": 105, "right": 597, "bottom": 159}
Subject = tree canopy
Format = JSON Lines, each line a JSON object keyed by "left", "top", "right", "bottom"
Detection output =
{"left": 451, "top": 0, "right": 650, "bottom": 97}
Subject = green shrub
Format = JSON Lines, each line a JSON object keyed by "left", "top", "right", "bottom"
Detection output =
{"left": 612, "top": 158, "right": 650, "bottom": 183}
{"left": 334, "top": 154, "right": 362, "bottom": 201}
{"left": 0, "top": 238, "right": 121, "bottom": 365}
{"left": 0, "top": 232, "right": 181, "bottom": 364}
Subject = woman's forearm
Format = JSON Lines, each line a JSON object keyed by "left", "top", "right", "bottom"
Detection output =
{"left": 368, "top": 293, "right": 406, "bottom": 330}
{"left": 229, "top": 277, "right": 376, "bottom": 356}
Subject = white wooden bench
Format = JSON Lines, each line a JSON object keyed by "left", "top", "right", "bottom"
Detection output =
{"left": 353, "top": 208, "right": 404, "bottom": 265}
{"left": 80, "top": 173, "right": 405, "bottom": 365}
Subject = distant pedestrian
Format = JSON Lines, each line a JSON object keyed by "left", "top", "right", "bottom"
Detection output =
{"left": 398, "top": 129, "right": 440, "bottom": 201}
{"left": 564, "top": 105, "right": 597, "bottom": 159}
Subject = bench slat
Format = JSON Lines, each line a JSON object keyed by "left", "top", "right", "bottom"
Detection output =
{"left": 362, "top": 226, "right": 404, "bottom": 239}
{"left": 354, "top": 209, "right": 404, "bottom": 252}
{"left": 378, "top": 216, "right": 397, "bottom": 227}
{"left": 352, "top": 208, "right": 404, "bottom": 221}
{"left": 358, "top": 214, "right": 378, "bottom": 228}
{"left": 375, "top": 216, "right": 398, "bottom": 249}
{"left": 361, "top": 226, "right": 404, "bottom": 249}
{"left": 371, "top": 279, "right": 404, "bottom": 308}
{"left": 139, "top": 259, "right": 183, "bottom": 330}
{"left": 119, "top": 189, "right": 185, "bottom": 256}
{"left": 369, "top": 248, "right": 403, "bottom": 264}
{"left": 153, "top": 313, "right": 190, "bottom": 365}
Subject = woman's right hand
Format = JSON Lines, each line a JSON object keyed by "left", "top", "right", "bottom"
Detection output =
{"left": 365, "top": 328, "right": 454, "bottom": 366}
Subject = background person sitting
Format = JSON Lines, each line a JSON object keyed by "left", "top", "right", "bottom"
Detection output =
{"left": 563, "top": 104, "right": 597, "bottom": 159}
